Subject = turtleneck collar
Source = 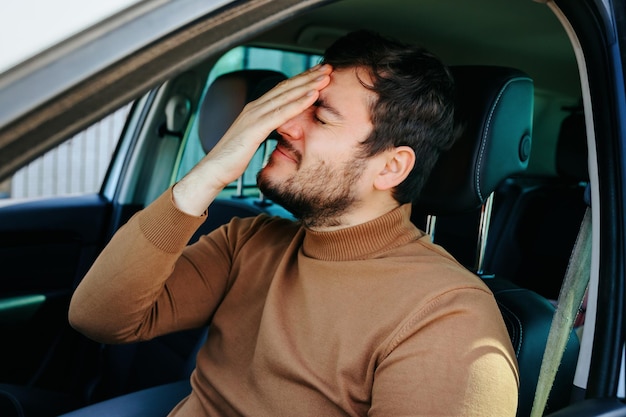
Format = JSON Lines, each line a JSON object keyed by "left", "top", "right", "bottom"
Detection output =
{"left": 301, "top": 204, "right": 423, "bottom": 261}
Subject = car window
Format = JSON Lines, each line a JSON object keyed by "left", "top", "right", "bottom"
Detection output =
{"left": 174, "top": 46, "right": 322, "bottom": 198}
{"left": 0, "top": 104, "right": 131, "bottom": 200}
{"left": 0, "top": 0, "right": 142, "bottom": 73}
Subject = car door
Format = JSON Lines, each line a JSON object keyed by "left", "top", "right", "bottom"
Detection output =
{"left": 0, "top": 102, "right": 139, "bottom": 397}
{"left": 0, "top": 45, "right": 211, "bottom": 403}
{"left": 0, "top": 0, "right": 250, "bottom": 405}
{"left": 542, "top": 0, "right": 626, "bottom": 415}
{"left": 0, "top": 66, "right": 207, "bottom": 410}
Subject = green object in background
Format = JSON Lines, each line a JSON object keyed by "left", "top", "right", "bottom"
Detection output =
{"left": 0, "top": 294, "right": 46, "bottom": 324}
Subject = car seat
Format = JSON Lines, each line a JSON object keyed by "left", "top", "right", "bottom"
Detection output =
{"left": 413, "top": 65, "right": 580, "bottom": 417}
{"left": 485, "top": 108, "right": 589, "bottom": 300}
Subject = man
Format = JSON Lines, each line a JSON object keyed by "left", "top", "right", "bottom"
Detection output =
{"left": 69, "top": 31, "right": 519, "bottom": 416}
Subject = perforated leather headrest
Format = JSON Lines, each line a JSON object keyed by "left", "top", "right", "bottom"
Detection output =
{"left": 415, "top": 66, "right": 534, "bottom": 214}
{"left": 198, "top": 69, "right": 287, "bottom": 154}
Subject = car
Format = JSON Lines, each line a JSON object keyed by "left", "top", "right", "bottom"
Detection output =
{"left": 0, "top": 0, "right": 624, "bottom": 416}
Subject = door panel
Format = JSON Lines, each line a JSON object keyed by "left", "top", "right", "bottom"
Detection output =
{"left": 0, "top": 194, "right": 111, "bottom": 389}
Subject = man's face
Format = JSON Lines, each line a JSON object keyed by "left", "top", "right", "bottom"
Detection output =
{"left": 257, "top": 67, "right": 377, "bottom": 228}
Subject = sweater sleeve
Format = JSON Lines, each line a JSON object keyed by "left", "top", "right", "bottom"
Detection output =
{"left": 369, "top": 287, "right": 519, "bottom": 417}
{"left": 68, "top": 188, "right": 231, "bottom": 344}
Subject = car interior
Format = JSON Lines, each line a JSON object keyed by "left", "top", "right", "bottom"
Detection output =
{"left": 0, "top": 0, "right": 615, "bottom": 416}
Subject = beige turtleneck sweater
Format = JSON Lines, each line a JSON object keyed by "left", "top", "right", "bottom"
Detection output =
{"left": 69, "top": 189, "right": 519, "bottom": 417}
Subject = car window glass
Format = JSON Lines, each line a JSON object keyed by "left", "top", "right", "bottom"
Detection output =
{"left": 0, "top": 0, "right": 141, "bottom": 73}
{"left": 174, "top": 46, "right": 321, "bottom": 198}
{"left": 0, "top": 104, "right": 131, "bottom": 200}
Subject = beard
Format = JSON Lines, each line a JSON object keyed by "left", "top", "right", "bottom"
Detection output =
{"left": 257, "top": 142, "right": 367, "bottom": 228}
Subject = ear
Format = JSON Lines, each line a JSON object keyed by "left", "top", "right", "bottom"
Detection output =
{"left": 373, "top": 146, "right": 416, "bottom": 191}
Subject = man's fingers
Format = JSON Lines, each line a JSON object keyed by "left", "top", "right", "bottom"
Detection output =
{"left": 257, "top": 64, "right": 332, "bottom": 105}
{"left": 247, "top": 65, "right": 331, "bottom": 128}
{"left": 212, "top": 64, "right": 331, "bottom": 166}
{"left": 269, "top": 89, "right": 317, "bottom": 121}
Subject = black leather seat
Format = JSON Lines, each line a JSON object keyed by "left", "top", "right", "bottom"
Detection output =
{"left": 414, "top": 66, "right": 580, "bottom": 417}
{"left": 485, "top": 108, "right": 589, "bottom": 300}
{"left": 59, "top": 380, "right": 191, "bottom": 417}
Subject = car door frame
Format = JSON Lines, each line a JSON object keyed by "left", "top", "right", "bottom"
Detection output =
{"left": 543, "top": 0, "right": 626, "bottom": 414}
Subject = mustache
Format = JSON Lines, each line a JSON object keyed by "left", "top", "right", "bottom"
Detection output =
{"left": 275, "top": 137, "right": 302, "bottom": 162}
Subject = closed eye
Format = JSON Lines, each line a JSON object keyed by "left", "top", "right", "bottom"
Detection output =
{"left": 314, "top": 113, "right": 327, "bottom": 125}
{"left": 313, "top": 98, "right": 342, "bottom": 124}
{"left": 312, "top": 101, "right": 327, "bottom": 125}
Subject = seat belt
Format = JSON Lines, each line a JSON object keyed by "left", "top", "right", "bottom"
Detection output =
{"left": 530, "top": 205, "right": 592, "bottom": 417}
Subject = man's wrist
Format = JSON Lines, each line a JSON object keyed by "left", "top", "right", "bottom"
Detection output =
{"left": 172, "top": 177, "right": 222, "bottom": 216}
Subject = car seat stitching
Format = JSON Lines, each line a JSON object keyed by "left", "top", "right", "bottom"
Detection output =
{"left": 476, "top": 77, "right": 532, "bottom": 202}
{"left": 494, "top": 300, "right": 523, "bottom": 357}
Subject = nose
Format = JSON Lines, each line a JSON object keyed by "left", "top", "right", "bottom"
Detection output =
{"left": 276, "top": 111, "right": 306, "bottom": 141}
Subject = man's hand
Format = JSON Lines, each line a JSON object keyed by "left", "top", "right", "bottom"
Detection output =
{"left": 172, "top": 64, "right": 332, "bottom": 216}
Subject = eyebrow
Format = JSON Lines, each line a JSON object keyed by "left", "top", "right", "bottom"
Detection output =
{"left": 314, "top": 98, "right": 343, "bottom": 121}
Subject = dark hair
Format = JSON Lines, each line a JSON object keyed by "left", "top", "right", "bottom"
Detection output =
{"left": 322, "top": 30, "right": 456, "bottom": 204}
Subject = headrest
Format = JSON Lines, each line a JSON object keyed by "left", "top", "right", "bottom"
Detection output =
{"left": 415, "top": 66, "right": 534, "bottom": 215}
{"left": 556, "top": 110, "right": 588, "bottom": 182}
{"left": 198, "top": 69, "right": 287, "bottom": 154}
